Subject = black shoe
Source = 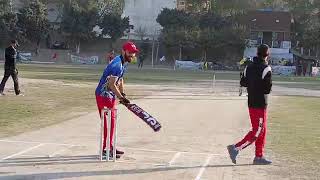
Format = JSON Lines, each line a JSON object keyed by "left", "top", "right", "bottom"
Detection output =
{"left": 227, "top": 145, "right": 239, "bottom": 164}
{"left": 111, "top": 146, "right": 124, "bottom": 155}
{"left": 116, "top": 149, "right": 124, "bottom": 155}
{"left": 253, "top": 157, "right": 272, "bottom": 165}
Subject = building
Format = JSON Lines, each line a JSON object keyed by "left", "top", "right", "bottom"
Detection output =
{"left": 245, "top": 10, "right": 293, "bottom": 48}
{"left": 243, "top": 10, "right": 294, "bottom": 64}
{"left": 122, "top": 0, "right": 177, "bottom": 40}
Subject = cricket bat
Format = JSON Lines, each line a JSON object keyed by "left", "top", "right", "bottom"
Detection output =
{"left": 123, "top": 103, "right": 162, "bottom": 132}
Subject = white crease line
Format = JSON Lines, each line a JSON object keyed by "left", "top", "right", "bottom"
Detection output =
{"left": 0, "top": 140, "right": 241, "bottom": 157}
{"left": 123, "top": 147, "right": 221, "bottom": 156}
{"left": 168, "top": 152, "right": 182, "bottom": 166}
{"left": 49, "top": 145, "right": 74, "bottom": 158}
{"left": 1, "top": 144, "right": 44, "bottom": 161}
{"left": 194, "top": 155, "right": 212, "bottom": 180}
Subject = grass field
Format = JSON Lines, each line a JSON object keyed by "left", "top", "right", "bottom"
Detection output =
{"left": 17, "top": 64, "right": 320, "bottom": 84}
{"left": 0, "top": 80, "right": 96, "bottom": 137}
{"left": 269, "top": 96, "right": 320, "bottom": 176}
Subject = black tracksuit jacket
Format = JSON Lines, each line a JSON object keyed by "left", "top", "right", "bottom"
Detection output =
{"left": 240, "top": 57, "right": 272, "bottom": 108}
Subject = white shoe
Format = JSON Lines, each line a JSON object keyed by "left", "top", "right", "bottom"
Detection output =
{"left": 16, "top": 93, "right": 24, "bottom": 96}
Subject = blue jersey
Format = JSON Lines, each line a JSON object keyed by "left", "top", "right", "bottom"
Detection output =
{"left": 95, "top": 55, "right": 125, "bottom": 98}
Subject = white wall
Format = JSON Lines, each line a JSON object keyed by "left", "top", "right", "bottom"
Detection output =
{"left": 244, "top": 47, "right": 293, "bottom": 62}
{"left": 123, "top": 0, "right": 177, "bottom": 39}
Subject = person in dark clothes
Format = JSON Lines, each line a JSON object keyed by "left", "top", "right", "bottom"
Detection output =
{"left": 227, "top": 44, "right": 273, "bottom": 165}
{"left": 0, "top": 40, "right": 22, "bottom": 96}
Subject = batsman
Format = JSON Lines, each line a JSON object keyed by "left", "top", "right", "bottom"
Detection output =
{"left": 95, "top": 41, "right": 139, "bottom": 159}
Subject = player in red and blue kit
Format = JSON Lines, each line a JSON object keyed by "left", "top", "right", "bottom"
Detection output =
{"left": 96, "top": 42, "right": 139, "bottom": 159}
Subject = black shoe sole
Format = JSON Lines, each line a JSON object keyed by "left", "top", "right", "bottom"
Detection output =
{"left": 227, "top": 145, "right": 237, "bottom": 164}
{"left": 253, "top": 161, "right": 272, "bottom": 165}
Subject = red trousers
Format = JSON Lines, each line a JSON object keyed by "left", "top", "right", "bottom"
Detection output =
{"left": 96, "top": 95, "right": 116, "bottom": 150}
{"left": 235, "top": 108, "right": 267, "bottom": 157}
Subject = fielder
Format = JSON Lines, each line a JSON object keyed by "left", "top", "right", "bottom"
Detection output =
{"left": 95, "top": 41, "right": 139, "bottom": 159}
{"left": 228, "top": 44, "right": 273, "bottom": 165}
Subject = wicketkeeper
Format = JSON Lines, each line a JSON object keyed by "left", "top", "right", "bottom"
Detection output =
{"left": 95, "top": 41, "right": 139, "bottom": 159}
{"left": 228, "top": 44, "right": 273, "bottom": 165}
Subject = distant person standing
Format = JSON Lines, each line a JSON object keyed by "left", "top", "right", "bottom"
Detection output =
{"left": 107, "top": 50, "right": 115, "bottom": 64}
{"left": 138, "top": 57, "right": 144, "bottom": 68}
{"left": 0, "top": 40, "right": 22, "bottom": 96}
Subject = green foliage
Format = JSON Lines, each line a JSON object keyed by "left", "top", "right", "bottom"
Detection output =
{"left": 156, "top": 8, "right": 198, "bottom": 29}
{"left": 0, "top": 12, "right": 18, "bottom": 46}
{"left": 199, "top": 12, "right": 228, "bottom": 30}
{"left": 60, "top": 0, "right": 128, "bottom": 51}
{"left": 211, "top": 0, "right": 256, "bottom": 16}
{"left": 157, "top": 6, "right": 247, "bottom": 62}
{"left": 138, "top": 39, "right": 151, "bottom": 62}
{"left": 60, "top": 1, "right": 98, "bottom": 43}
{"left": 98, "top": 0, "right": 125, "bottom": 16}
{"left": 0, "top": 0, "right": 12, "bottom": 15}
{"left": 17, "top": 0, "right": 49, "bottom": 53}
{"left": 99, "top": 13, "right": 132, "bottom": 42}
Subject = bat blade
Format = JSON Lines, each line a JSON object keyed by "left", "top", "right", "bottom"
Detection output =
{"left": 125, "top": 103, "right": 161, "bottom": 132}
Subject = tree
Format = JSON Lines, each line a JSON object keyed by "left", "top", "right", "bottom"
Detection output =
{"left": 156, "top": 8, "right": 198, "bottom": 30}
{"left": 98, "top": 0, "right": 125, "bottom": 16}
{"left": 185, "top": 0, "right": 211, "bottom": 13}
{"left": 17, "top": 0, "right": 49, "bottom": 55}
{"left": 60, "top": 0, "right": 99, "bottom": 53}
{"left": 0, "top": 0, "right": 12, "bottom": 15}
{"left": 157, "top": 3, "right": 248, "bottom": 63}
{"left": 199, "top": 12, "right": 228, "bottom": 30}
{"left": 157, "top": 8, "right": 200, "bottom": 60}
{"left": 210, "top": 0, "right": 257, "bottom": 16}
{"left": 261, "top": 0, "right": 287, "bottom": 10}
{"left": 0, "top": 0, "right": 18, "bottom": 47}
{"left": 138, "top": 39, "right": 150, "bottom": 64}
{"left": 99, "top": 14, "right": 132, "bottom": 47}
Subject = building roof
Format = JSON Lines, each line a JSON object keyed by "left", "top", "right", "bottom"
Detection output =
{"left": 244, "top": 10, "right": 292, "bottom": 32}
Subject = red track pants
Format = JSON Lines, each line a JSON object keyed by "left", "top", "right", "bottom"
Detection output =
{"left": 235, "top": 108, "right": 267, "bottom": 157}
{"left": 96, "top": 95, "right": 116, "bottom": 150}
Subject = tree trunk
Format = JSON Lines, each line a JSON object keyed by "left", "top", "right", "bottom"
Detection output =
{"left": 35, "top": 39, "right": 41, "bottom": 56}
{"left": 204, "top": 50, "right": 207, "bottom": 62}
{"left": 179, "top": 45, "right": 182, "bottom": 60}
{"left": 76, "top": 41, "right": 80, "bottom": 54}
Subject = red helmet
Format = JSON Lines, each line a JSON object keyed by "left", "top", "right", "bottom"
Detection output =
{"left": 122, "top": 41, "right": 139, "bottom": 53}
